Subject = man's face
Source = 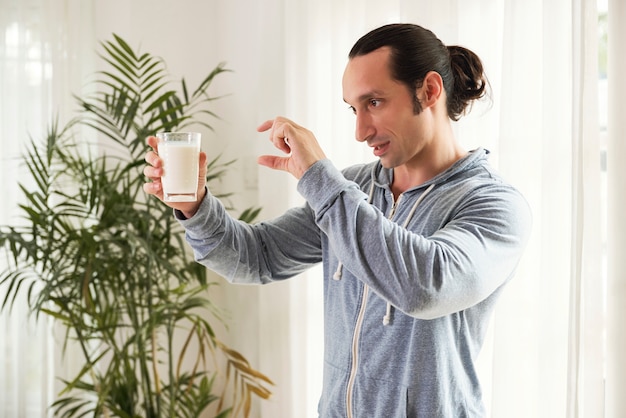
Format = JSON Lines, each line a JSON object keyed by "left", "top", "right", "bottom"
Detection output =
{"left": 342, "top": 47, "right": 430, "bottom": 170}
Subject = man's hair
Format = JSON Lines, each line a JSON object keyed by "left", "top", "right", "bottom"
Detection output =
{"left": 349, "top": 23, "right": 489, "bottom": 120}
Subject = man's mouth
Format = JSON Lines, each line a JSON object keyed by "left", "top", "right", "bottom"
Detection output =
{"left": 371, "top": 142, "right": 390, "bottom": 157}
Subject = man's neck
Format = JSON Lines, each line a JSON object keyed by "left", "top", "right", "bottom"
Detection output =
{"left": 391, "top": 141, "right": 466, "bottom": 199}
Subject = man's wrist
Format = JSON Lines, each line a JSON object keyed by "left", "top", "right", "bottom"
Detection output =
{"left": 174, "top": 187, "right": 207, "bottom": 219}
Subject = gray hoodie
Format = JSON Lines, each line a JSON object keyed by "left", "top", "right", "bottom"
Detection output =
{"left": 178, "top": 148, "right": 532, "bottom": 417}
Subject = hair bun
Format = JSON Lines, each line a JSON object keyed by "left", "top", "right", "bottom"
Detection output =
{"left": 447, "top": 45, "right": 489, "bottom": 120}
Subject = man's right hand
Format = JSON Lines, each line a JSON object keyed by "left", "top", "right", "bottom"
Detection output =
{"left": 143, "top": 135, "right": 207, "bottom": 219}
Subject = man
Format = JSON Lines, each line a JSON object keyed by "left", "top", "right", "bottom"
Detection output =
{"left": 144, "top": 23, "right": 531, "bottom": 417}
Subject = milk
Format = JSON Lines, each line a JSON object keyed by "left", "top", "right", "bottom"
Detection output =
{"left": 158, "top": 140, "right": 200, "bottom": 202}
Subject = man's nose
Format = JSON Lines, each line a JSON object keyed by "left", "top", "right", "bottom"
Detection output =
{"left": 355, "top": 112, "right": 374, "bottom": 142}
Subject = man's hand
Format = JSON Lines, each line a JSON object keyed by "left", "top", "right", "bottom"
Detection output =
{"left": 257, "top": 116, "right": 327, "bottom": 179}
{"left": 143, "top": 135, "right": 207, "bottom": 218}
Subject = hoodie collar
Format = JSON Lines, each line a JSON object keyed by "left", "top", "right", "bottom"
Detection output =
{"left": 373, "top": 147, "right": 490, "bottom": 191}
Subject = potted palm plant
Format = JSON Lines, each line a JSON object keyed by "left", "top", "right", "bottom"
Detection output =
{"left": 0, "top": 34, "right": 271, "bottom": 418}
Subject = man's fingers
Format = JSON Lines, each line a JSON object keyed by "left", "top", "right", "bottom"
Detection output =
{"left": 145, "top": 150, "right": 162, "bottom": 169}
{"left": 258, "top": 119, "right": 293, "bottom": 154}
{"left": 143, "top": 164, "right": 161, "bottom": 179}
{"left": 269, "top": 120, "right": 293, "bottom": 154}
{"left": 147, "top": 135, "right": 159, "bottom": 150}
{"left": 143, "top": 180, "right": 162, "bottom": 194}
{"left": 257, "top": 155, "right": 288, "bottom": 172}
{"left": 197, "top": 151, "right": 207, "bottom": 168}
{"left": 256, "top": 119, "right": 274, "bottom": 133}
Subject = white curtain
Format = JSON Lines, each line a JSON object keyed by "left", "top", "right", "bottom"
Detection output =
{"left": 605, "top": 0, "right": 626, "bottom": 416}
{"left": 0, "top": 0, "right": 95, "bottom": 416}
{"left": 1, "top": 1, "right": 623, "bottom": 417}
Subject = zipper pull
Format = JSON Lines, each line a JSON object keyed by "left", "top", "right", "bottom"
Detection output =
{"left": 388, "top": 193, "right": 403, "bottom": 219}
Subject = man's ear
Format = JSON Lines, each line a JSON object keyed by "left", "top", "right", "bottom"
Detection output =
{"left": 419, "top": 71, "right": 444, "bottom": 108}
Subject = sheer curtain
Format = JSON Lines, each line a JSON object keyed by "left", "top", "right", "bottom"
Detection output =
{"left": 1, "top": 1, "right": 623, "bottom": 417}
{"left": 605, "top": 0, "right": 626, "bottom": 415}
{"left": 0, "top": 1, "right": 95, "bottom": 416}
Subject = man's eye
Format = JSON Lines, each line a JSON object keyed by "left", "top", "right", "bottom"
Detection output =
{"left": 370, "top": 99, "right": 381, "bottom": 107}
{"left": 348, "top": 106, "right": 356, "bottom": 115}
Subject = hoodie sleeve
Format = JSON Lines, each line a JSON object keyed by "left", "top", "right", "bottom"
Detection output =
{"left": 298, "top": 158, "right": 532, "bottom": 320}
{"left": 178, "top": 188, "right": 323, "bottom": 284}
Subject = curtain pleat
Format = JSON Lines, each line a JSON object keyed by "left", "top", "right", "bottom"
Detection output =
{"left": 606, "top": 0, "right": 626, "bottom": 416}
{"left": 567, "top": 0, "right": 605, "bottom": 417}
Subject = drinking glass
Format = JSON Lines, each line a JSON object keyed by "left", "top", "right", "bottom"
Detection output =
{"left": 156, "top": 132, "right": 201, "bottom": 202}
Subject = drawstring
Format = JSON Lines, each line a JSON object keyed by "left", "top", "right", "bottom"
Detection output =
{"left": 382, "top": 303, "right": 392, "bottom": 326}
{"left": 333, "top": 264, "right": 343, "bottom": 280}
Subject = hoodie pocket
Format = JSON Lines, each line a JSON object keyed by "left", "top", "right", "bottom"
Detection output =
{"left": 351, "top": 373, "right": 408, "bottom": 417}
{"left": 318, "top": 360, "right": 348, "bottom": 417}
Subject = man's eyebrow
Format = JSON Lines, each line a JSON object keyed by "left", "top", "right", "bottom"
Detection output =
{"left": 343, "top": 90, "right": 386, "bottom": 104}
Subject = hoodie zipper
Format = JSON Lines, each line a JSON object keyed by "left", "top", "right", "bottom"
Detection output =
{"left": 345, "top": 285, "right": 369, "bottom": 418}
{"left": 345, "top": 193, "right": 402, "bottom": 418}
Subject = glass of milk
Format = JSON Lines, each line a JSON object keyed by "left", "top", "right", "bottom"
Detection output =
{"left": 156, "top": 132, "right": 201, "bottom": 202}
